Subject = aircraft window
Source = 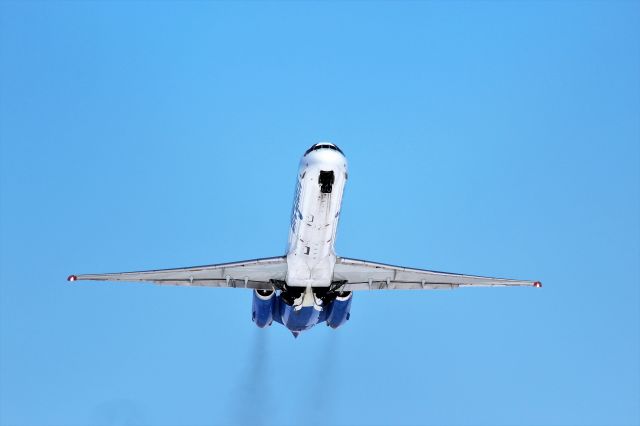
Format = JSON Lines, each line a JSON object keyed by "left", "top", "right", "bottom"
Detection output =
{"left": 303, "top": 144, "right": 344, "bottom": 156}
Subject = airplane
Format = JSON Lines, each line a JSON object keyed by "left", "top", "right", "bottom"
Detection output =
{"left": 68, "top": 142, "right": 541, "bottom": 337}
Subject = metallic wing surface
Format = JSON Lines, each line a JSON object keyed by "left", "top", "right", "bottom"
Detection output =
{"left": 69, "top": 142, "right": 540, "bottom": 335}
{"left": 68, "top": 257, "right": 286, "bottom": 290}
{"left": 333, "top": 257, "right": 540, "bottom": 291}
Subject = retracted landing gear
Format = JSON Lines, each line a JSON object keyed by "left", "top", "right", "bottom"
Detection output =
{"left": 319, "top": 170, "right": 335, "bottom": 194}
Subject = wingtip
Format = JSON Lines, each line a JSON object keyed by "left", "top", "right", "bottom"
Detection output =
{"left": 533, "top": 281, "right": 542, "bottom": 288}
{"left": 67, "top": 275, "right": 77, "bottom": 282}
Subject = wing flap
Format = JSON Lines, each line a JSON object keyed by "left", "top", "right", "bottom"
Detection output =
{"left": 333, "top": 257, "right": 540, "bottom": 291}
{"left": 69, "top": 256, "right": 287, "bottom": 290}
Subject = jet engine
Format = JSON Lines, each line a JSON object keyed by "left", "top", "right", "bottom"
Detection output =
{"left": 252, "top": 289, "right": 275, "bottom": 328}
{"left": 326, "top": 291, "right": 352, "bottom": 329}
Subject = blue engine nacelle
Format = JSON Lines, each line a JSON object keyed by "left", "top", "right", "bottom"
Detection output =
{"left": 252, "top": 289, "right": 275, "bottom": 328}
{"left": 326, "top": 291, "right": 352, "bottom": 329}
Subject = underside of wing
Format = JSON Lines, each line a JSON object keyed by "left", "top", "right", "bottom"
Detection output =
{"left": 68, "top": 256, "right": 287, "bottom": 290}
{"left": 333, "top": 257, "right": 541, "bottom": 291}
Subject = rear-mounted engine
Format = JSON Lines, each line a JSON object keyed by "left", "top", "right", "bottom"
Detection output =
{"left": 252, "top": 289, "right": 275, "bottom": 328}
{"left": 326, "top": 291, "right": 352, "bottom": 329}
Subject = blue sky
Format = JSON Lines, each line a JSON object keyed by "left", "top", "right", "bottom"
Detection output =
{"left": 1, "top": 2, "right": 638, "bottom": 425}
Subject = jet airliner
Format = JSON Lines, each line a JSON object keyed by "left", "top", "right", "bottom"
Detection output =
{"left": 68, "top": 143, "right": 541, "bottom": 337}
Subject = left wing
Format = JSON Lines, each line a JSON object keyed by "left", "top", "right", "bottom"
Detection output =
{"left": 67, "top": 256, "right": 287, "bottom": 290}
{"left": 333, "top": 257, "right": 541, "bottom": 291}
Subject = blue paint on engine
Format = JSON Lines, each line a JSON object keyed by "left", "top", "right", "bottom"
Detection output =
{"left": 251, "top": 291, "right": 275, "bottom": 328}
{"left": 252, "top": 291, "right": 353, "bottom": 335}
{"left": 326, "top": 296, "right": 352, "bottom": 328}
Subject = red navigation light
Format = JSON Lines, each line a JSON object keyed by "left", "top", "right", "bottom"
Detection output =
{"left": 67, "top": 275, "right": 77, "bottom": 282}
{"left": 533, "top": 281, "right": 542, "bottom": 288}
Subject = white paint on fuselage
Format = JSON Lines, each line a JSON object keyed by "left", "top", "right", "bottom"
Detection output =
{"left": 286, "top": 144, "right": 348, "bottom": 288}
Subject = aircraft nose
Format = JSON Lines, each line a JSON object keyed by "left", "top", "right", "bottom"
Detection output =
{"left": 304, "top": 142, "right": 344, "bottom": 157}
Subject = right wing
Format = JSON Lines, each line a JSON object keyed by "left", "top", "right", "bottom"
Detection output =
{"left": 67, "top": 256, "right": 287, "bottom": 290}
{"left": 333, "top": 257, "right": 541, "bottom": 291}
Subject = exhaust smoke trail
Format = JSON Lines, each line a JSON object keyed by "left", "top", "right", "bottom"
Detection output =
{"left": 308, "top": 330, "right": 340, "bottom": 426}
{"left": 227, "top": 329, "right": 271, "bottom": 426}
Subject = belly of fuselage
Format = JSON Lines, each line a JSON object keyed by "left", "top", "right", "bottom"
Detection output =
{"left": 286, "top": 148, "right": 347, "bottom": 287}
{"left": 280, "top": 303, "right": 320, "bottom": 332}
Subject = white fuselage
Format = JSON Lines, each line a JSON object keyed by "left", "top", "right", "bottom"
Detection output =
{"left": 286, "top": 145, "right": 348, "bottom": 288}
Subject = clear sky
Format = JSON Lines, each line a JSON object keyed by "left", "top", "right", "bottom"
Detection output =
{"left": 0, "top": 2, "right": 638, "bottom": 426}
